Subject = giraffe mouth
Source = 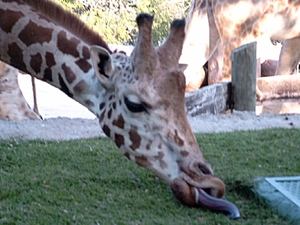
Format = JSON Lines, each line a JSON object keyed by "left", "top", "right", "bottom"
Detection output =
{"left": 194, "top": 188, "right": 240, "bottom": 219}
{"left": 170, "top": 174, "right": 240, "bottom": 218}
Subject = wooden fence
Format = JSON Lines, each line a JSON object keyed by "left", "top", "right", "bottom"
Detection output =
{"left": 185, "top": 42, "right": 300, "bottom": 116}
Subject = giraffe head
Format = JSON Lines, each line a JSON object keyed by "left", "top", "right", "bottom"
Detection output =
{"left": 90, "top": 14, "right": 225, "bottom": 206}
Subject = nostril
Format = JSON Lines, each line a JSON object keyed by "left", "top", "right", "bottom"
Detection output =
{"left": 198, "top": 164, "right": 211, "bottom": 175}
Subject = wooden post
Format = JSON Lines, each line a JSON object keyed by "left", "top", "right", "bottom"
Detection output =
{"left": 232, "top": 42, "right": 257, "bottom": 111}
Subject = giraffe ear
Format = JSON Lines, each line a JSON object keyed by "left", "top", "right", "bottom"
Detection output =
{"left": 90, "top": 46, "right": 114, "bottom": 89}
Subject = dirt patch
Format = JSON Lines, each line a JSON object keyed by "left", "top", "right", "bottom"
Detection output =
{"left": 0, "top": 75, "right": 299, "bottom": 141}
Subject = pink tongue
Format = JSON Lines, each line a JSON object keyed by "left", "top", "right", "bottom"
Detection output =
{"left": 196, "top": 188, "right": 240, "bottom": 219}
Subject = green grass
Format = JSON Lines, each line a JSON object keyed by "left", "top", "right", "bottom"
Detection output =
{"left": 0, "top": 128, "right": 299, "bottom": 224}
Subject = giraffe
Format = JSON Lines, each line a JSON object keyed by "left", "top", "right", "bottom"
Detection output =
{"left": 18, "top": 69, "right": 41, "bottom": 118}
{"left": 180, "top": 0, "right": 300, "bottom": 89}
{"left": 0, "top": 60, "right": 40, "bottom": 120}
{"left": 0, "top": 0, "right": 230, "bottom": 209}
{"left": 0, "top": 46, "right": 131, "bottom": 121}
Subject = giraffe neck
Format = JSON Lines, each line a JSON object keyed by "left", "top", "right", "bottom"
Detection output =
{"left": 0, "top": 0, "right": 111, "bottom": 117}
{"left": 179, "top": 0, "right": 212, "bottom": 86}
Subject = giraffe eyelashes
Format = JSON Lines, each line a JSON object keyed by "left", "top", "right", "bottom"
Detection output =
{"left": 124, "top": 96, "right": 147, "bottom": 113}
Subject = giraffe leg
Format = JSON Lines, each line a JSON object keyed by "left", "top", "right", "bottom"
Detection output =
{"left": 275, "top": 37, "right": 300, "bottom": 75}
{"left": 219, "top": 43, "right": 234, "bottom": 82}
{"left": 31, "top": 76, "right": 42, "bottom": 119}
{"left": 0, "top": 61, "right": 40, "bottom": 120}
{"left": 208, "top": 41, "right": 223, "bottom": 84}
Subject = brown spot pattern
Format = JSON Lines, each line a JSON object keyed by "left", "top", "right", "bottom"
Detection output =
{"left": 58, "top": 74, "right": 72, "bottom": 98}
{"left": 0, "top": 9, "right": 24, "bottom": 33}
{"left": 24, "top": 111, "right": 31, "bottom": 117}
{"left": 174, "top": 130, "right": 184, "bottom": 146}
{"left": 129, "top": 126, "right": 141, "bottom": 151}
{"left": 112, "top": 102, "right": 116, "bottom": 110}
{"left": 154, "top": 152, "right": 167, "bottom": 169}
{"left": 146, "top": 140, "right": 152, "bottom": 150}
{"left": 115, "top": 133, "right": 125, "bottom": 148}
{"left": 82, "top": 46, "right": 90, "bottom": 59}
{"left": 74, "top": 80, "right": 88, "bottom": 93}
{"left": 62, "top": 63, "right": 76, "bottom": 84}
{"left": 124, "top": 152, "right": 130, "bottom": 160}
{"left": 135, "top": 155, "right": 152, "bottom": 168}
{"left": 20, "top": 101, "right": 26, "bottom": 109}
{"left": 112, "top": 114, "right": 125, "bottom": 129}
{"left": 84, "top": 99, "right": 94, "bottom": 107}
{"left": 30, "top": 53, "right": 42, "bottom": 74}
{"left": 8, "top": 43, "right": 27, "bottom": 72}
{"left": 18, "top": 20, "right": 53, "bottom": 46}
{"left": 99, "top": 110, "right": 106, "bottom": 122}
{"left": 99, "top": 102, "right": 105, "bottom": 110}
{"left": 57, "top": 31, "right": 80, "bottom": 58}
{"left": 107, "top": 108, "right": 112, "bottom": 119}
{"left": 102, "top": 124, "right": 111, "bottom": 137}
{"left": 45, "top": 52, "right": 56, "bottom": 68}
{"left": 180, "top": 150, "right": 189, "bottom": 157}
{"left": 75, "top": 59, "right": 92, "bottom": 73}
{"left": 43, "top": 68, "right": 53, "bottom": 82}
{"left": 158, "top": 142, "right": 162, "bottom": 149}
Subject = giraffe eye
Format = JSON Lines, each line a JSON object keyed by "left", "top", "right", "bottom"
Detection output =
{"left": 124, "top": 96, "right": 146, "bottom": 113}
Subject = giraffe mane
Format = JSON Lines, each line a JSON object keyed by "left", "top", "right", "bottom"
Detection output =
{"left": 22, "top": 0, "right": 112, "bottom": 53}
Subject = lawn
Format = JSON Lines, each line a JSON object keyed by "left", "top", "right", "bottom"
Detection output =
{"left": 0, "top": 128, "right": 299, "bottom": 224}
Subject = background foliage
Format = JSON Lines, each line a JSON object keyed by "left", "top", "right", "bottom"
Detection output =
{"left": 54, "top": 0, "right": 190, "bottom": 45}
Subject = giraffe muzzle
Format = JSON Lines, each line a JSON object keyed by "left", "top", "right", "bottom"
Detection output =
{"left": 170, "top": 177, "right": 240, "bottom": 219}
{"left": 195, "top": 188, "right": 240, "bottom": 219}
